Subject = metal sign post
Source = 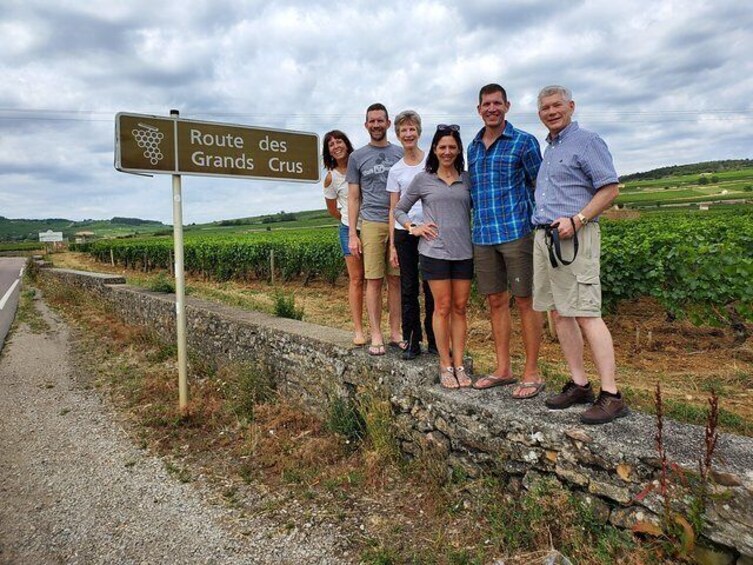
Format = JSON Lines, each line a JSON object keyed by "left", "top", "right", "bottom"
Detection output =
{"left": 114, "top": 110, "right": 319, "bottom": 413}
{"left": 170, "top": 109, "right": 189, "bottom": 412}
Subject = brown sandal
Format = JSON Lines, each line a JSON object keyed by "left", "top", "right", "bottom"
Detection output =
{"left": 472, "top": 374, "right": 517, "bottom": 390}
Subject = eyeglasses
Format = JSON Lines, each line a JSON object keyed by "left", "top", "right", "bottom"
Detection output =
{"left": 436, "top": 124, "right": 460, "bottom": 132}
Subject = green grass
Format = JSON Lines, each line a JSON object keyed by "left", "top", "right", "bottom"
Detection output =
{"left": 272, "top": 290, "right": 304, "bottom": 320}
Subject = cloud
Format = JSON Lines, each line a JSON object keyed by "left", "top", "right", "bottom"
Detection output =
{"left": 0, "top": 0, "right": 751, "bottom": 223}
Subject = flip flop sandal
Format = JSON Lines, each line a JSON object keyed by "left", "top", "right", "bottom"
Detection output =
{"left": 439, "top": 367, "right": 459, "bottom": 389}
{"left": 388, "top": 340, "right": 408, "bottom": 351}
{"left": 512, "top": 381, "right": 546, "bottom": 400}
{"left": 353, "top": 336, "right": 366, "bottom": 346}
{"left": 368, "top": 344, "right": 386, "bottom": 356}
{"left": 454, "top": 366, "right": 472, "bottom": 388}
{"left": 472, "top": 374, "right": 517, "bottom": 390}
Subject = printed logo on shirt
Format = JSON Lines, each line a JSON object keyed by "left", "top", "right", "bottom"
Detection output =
{"left": 362, "top": 152, "right": 396, "bottom": 178}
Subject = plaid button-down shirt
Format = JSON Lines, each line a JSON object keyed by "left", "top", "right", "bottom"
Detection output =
{"left": 532, "top": 121, "right": 619, "bottom": 225}
{"left": 468, "top": 122, "right": 542, "bottom": 245}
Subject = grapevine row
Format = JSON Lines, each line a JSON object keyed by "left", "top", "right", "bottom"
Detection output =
{"left": 72, "top": 209, "right": 753, "bottom": 329}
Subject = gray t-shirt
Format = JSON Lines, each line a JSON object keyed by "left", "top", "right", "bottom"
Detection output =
{"left": 394, "top": 171, "right": 472, "bottom": 261}
{"left": 346, "top": 143, "right": 403, "bottom": 223}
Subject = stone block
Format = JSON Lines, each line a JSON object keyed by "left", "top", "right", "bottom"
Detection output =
{"left": 588, "top": 479, "right": 632, "bottom": 505}
{"left": 555, "top": 464, "right": 590, "bottom": 487}
{"left": 609, "top": 506, "right": 661, "bottom": 531}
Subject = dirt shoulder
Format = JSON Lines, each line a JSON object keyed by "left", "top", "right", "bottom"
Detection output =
{"left": 0, "top": 291, "right": 349, "bottom": 564}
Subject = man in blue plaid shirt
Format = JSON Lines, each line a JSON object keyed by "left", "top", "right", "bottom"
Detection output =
{"left": 469, "top": 84, "right": 545, "bottom": 399}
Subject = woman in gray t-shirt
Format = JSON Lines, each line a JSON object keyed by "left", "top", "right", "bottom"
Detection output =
{"left": 394, "top": 125, "right": 473, "bottom": 389}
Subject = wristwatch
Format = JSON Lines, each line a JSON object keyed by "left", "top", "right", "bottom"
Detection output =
{"left": 576, "top": 212, "right": 589, "bottom": 226}
{"left": 408, "top": 223, "right": 418, "bottom": 235}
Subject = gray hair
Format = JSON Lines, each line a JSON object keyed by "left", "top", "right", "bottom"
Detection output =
{"left": 537, "top": 85, "right": 572, "bottom": 108}
{"left": 394, "top": 110, "right": 422, "bottom": 136}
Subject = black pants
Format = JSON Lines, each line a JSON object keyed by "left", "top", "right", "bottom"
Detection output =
{"left": 394, "top": 229, "right": 435, "bottom": 352}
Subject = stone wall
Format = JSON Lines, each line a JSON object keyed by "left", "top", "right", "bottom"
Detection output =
{"left": 42, "top": 268, "right": 753, "bottom": 559}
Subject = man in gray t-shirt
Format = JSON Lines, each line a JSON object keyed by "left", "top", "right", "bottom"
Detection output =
{"left": 347, "top": 103, "right": 404, "bottom": 355}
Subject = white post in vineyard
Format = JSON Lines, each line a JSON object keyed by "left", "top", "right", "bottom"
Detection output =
{"left": 170, "top": 109, "right": 189, "bottom": 412}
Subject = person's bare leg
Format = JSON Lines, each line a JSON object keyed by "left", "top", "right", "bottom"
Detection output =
{"left": 487, "top": 291, "right": 513, "bottom": 378}
{"left": 450, "top": 279, "right": 471, "bottom": 367}
{"left": 578, "top": 317, "right": 617, "bottom": 393}
{"left": 428, "top": 280, "right": 452, "bottom": 370}
{"left": 554, "top": 312, "right": 588, "bottom": 386}
{"left": 512, "top": 295, "right": 544, "bottom": 396}
{"left": 386, "top": 274, "right": 402, "bottom": 344}
{"left": 345, "top": 255, "right": 365, "bottom": 344}
{"left": 366, "top": 277, "right": 384, "bottom": 347}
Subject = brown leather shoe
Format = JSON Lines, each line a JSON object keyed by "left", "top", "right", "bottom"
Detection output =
{"left": 580, "top": 391, "right": 629, "bottom": 425}
{"left": 545, "top": 380, "right": 595, "bottom": 409}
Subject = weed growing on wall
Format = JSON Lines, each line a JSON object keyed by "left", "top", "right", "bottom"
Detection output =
{"left": 273, "top": 290, "right": 304, "bottom": 320}
{"left": 326, "top": 396, "right": 366, "bottom": 445}
{"left": 147, "top": 273, "right": 175, "bottom": 293}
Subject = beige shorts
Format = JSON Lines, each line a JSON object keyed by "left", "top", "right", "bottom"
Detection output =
{"left": 361, "top": 220, "right": 400, "bottom": 279}
{"left": 473, "top": 233, "right": 534, "bottom": 297}
{"left": 533, "top": 223, "right": 602, "bottom": 317}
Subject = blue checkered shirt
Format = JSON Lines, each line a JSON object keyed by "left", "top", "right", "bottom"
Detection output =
{"left": 532, "top": 122, "right": 619, "bottom": 224}
{"left": 468, "top": 121, "right": 542, "bottom": 245}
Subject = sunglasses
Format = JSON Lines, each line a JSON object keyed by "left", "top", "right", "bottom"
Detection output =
{"left": 436, "top": 124, "right": 460, "bottom": 132}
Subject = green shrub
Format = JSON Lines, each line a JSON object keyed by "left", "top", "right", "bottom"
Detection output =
{"left": 273, "top": 290, "right": 304, "bottom": 320}
{"left": 326, "top": 396, "right": 366, "bottom": 444}
{"left": 147, "top": 273, "right": 175, "bottom": 293}
{"left": 227, "top": 364, "right": 275, "bottom": 421}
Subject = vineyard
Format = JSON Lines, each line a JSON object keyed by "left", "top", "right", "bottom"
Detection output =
{"left": 72, "top": 228, "right": 344, "bottom": 285}
{"left": 72, "top": 208, "right": 753, "bottom": 336}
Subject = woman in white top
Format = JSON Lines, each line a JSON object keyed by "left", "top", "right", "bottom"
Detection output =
{"left": 322, "top": 130, "right": 365, "bottom": 345}
{"left": 387, "top": 110, "right": 436, "bottom": 360}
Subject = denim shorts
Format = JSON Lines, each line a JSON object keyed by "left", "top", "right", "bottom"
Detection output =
{"left": 339, "top": 223, "right": 355, "bottom": 256}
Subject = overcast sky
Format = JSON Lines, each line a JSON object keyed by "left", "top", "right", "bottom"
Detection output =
{"left": 1, "top": 0, "right": 751, "bottom": 224}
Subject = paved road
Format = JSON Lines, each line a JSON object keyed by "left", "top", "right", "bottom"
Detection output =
{"left": 0, "top": 257, "right": 26, "bottom": 353}
{"left": 0, "top": 291, "right": 348, "bottom": 564}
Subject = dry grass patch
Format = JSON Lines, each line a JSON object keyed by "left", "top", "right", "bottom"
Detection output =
{"left": 37, "top": 272, "right": 673, "bottom": 563}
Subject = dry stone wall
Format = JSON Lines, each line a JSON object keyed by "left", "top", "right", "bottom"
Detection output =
{"left": 43, "top": 268, "right": 753, "bottom": 559}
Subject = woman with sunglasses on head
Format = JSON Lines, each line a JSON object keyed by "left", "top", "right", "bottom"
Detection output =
{"left": 394, "top": 125, "right": 473, "bottom": 389}
{"left": 322, "top": 130, "right": 366, "bottom": 346}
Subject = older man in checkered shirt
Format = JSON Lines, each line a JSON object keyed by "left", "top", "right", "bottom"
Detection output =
{"left": 532, "top": 85, "right": 627, "bottom": 425}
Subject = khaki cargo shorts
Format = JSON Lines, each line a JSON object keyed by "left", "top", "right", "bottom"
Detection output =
{"left": 533, "top": 223, "right": 602, "bottom": 317}
{"left": 361, "top": 220, "right": 400, "bottom": 279}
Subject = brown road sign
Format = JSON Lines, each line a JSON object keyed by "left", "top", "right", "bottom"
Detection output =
{"left": 115, "top": 112, "right": 320, "bottom": 182}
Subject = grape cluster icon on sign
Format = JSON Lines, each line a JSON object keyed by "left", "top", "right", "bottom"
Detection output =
{"left": 132, "top": 123, "right": 165, "bottom": 165}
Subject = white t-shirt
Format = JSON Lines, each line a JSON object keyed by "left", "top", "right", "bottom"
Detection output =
{"left": 386, "top": 155, "right": 426, "bottom": 230}
{"left": 322, "top": 169, "right": 351, "bottom": 227}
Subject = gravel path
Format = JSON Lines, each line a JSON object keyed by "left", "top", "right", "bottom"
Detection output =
{"left": 0, "top": 293, "right": 350, "bottom": 564}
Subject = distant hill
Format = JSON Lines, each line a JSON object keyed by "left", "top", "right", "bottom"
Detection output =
{"left": 0, "top": 217, "right": 165, "bottom": 242}
{"left": 621, "top": 159, "right": 753, "bottom": 182}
